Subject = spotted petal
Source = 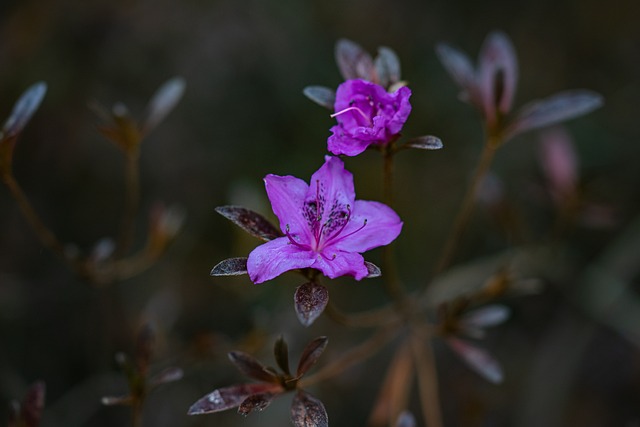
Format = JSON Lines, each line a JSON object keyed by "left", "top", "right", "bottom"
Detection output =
{"left": 247, "top": 237, "right": 316, "bottom": 284}
{"left": 308, "top": 156, "right": 355, "bottom": 226}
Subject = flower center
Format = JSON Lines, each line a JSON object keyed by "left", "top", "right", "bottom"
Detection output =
{"left": 285, "top": 180, "right": 368, "bottom": 255}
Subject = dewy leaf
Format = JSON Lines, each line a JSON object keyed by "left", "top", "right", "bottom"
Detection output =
{"left": 447, "top": 337, "right": 504, "bottom": 384}
{"left": 294, "top": 282, "right": 329, "bottom": 327}
{"left": 290, "top": 390, "right": 329, "bottom": 427}
{"left": 228, "top": 351, "right": 278, "bottom": 383}
{"left": 364, "top": 261, "right": 382, "bottom": 278}
{"left": 274, "top": 336, "right": 291, "bottom": 375}
{"left": 143, "top": 77, "right": 186, "bottom": 133}
{"left": 2, "top": 82, "right": 47, "bottom": 137}
{"left": 237, "top": 392, "right": 278, "bottom": 416}
{"left": 404, "top": 135, "right": 444, "bottom": 150}
{"left": 374, "top": 46, "right": 402, "bottom": 88}
{"left": 215, "top": 206, "right": 281, "bottom": 241}
{"left": 505, "top": 90, "right": 604, "bottom": 140}
{"left": 335, "top": 38, "right": 375, "bottom": 81}
{"left": 303, "top": 86, "right": 336, "bottom": 109}
{"left": 210, "top": 257, "right": 248, "bottom": 276}
{"left": 188, "top": 383, "right": 280, "bottom": 415}
{"left": 296, "top": 336, "right": 328, "bottom": 377}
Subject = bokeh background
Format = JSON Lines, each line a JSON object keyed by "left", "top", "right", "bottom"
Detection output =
{"left": 1, "top": 0, "right": 640, "bottom": 426}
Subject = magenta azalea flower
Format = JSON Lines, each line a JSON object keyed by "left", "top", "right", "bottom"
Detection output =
{"left": 247, "top": 156, "right": 402, "bottom": 284}
{"left": 327, "top": 79, "right": 412, "bottom": 156}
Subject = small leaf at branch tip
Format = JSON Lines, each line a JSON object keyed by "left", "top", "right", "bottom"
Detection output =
{"left": 294, "top": 282, "right": 329, "bottom": 327}
{"left": 210, "top": 257, "right": 248, "bottom": 276}
{"left": 215, "top": 205, "right": 281, "bottom": 241}
{"left": 405, "top": 135, "right": 444, "bottom": 150}
{"left": 144, "top": 77, "right": 186, "bottom": 132}
{"left": 2, "top": 81, "right": 47, "bottom": 136}
{"left": 364, "top": 261, "right": 382, "bottom": 278}
{"left": 303, "top": 86, "right": 336, "bottom": 109}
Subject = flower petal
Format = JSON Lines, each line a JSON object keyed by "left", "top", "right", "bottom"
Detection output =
{"left": 308, "top": 156, "right": 355, "bottom": 224}
{"left": 247, "top": 238, "right": 316, "bottom": 284}
{"left": 264, "top": 174, "right": 310, "bottom": 238}
{"left": 327, "top": 129, "right": 374, "bottom": 156}
{"left": 332, "top": 200, "right": 402, "bottom": 253}
{"left": 312, "top": 250, "right": 368, "bottom": 280}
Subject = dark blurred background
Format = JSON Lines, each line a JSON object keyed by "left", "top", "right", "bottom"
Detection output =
{"left": 1, "top": 0, "right": 640, "bottom": 426}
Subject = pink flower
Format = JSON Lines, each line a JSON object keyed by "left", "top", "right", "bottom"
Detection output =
{"left": 327, "top": 79, "right": 412, "bottom": 156}
{"left": 247, "top": 156, "right": 402, "bottom": 283}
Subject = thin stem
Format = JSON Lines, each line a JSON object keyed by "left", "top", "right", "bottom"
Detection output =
{"left": 433, "top": 139, "right": 498, "bottom": 276}
{"left": 380, "top": 143, "right": 409, "bottom": 306}
{"left": 299, "top": 325, "right": 398, "bottom": 388}
{"left": 410, "top": 325, "right": 443, "bottom": 427}
{"left": 116, "top": 149, "right": 141, "bottom": 257}
{"left": 2, "top": 174, "right": 84, "bottom": 273}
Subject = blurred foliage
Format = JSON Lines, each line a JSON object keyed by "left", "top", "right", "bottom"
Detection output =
{"left": 1, "top": 0, "right": 640, "bottom": 426}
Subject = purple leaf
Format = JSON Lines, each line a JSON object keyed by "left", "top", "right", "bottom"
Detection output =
{"left": 374, "top": 46, "right": 401, "bottom": 87}
{"left": 210, "top": 257, "right": 248, "bottom": 276}
{"left": 404, "top": 135, "right": 444, "bottom": 150}
{"left": 215, "top": 205, "right": 281, "bottom": 241}
{"left": 290, "top": 390, "right": 328, "bottom": 427}
{"left": 228, "top": 351, "right": 278, "bottom": 383}
{"left": 505, "top": 90, "right": 604, "bottom": 140}
{"left": 294, "top": 282, "right": 329, "bottom": 327}
{"left": 143, "top": 77, "right": 185, "bottom": 133}
{"left": 364, "top": 261, "right": 382, "bottom": 278}
{"left": 335, "top": 39, "right": 375, "bottom": 81}
{"left": 274, "top": 336, "right": 291, "bottom": 375}
{"left": 447, "top": 337, "right": 503, "bottom": 384}
{"left": 303, "top": 86, "right": 336, "bottom": 109}
{"left": 149, "top": 367, "right": 184, "bottom": 387}
{"left": 395, "top": 411, "right": 417, "bottom": 427}
{"left": 188, "top": 383, "right": 281, "bottom": 415}
{"left": 435, "top": 43, "right": 476, "bottom": 96}
{"left": 237, "top": 392, "right": 278, "bottom": 416}
{"left": 2, "top": 82, "right": 47, "bottom": 138}
{"left": 296, "top": 336, "right": 328, "bottom": 377}
{"left": 460, "top": 305, "right": 510, "bottom": 329}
